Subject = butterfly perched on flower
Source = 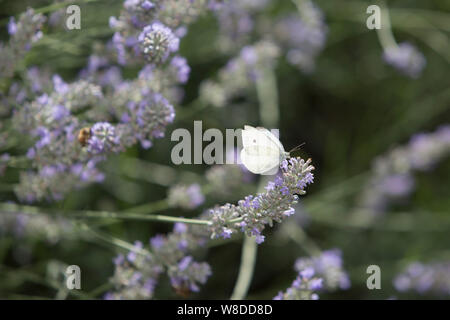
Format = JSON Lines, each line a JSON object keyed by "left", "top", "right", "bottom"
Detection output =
{"left": 240, "top": 125, "right": 290, "bottom": 175}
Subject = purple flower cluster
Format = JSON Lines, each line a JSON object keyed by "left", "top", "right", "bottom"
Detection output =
{"left": 11, "top": 76, "right": 109, "bottom": 202}
{"left": 359, "top": 125, "right": 450, "bottom": 215}
{"left": 208, "top": 157, "right": 314, "bottom": 243}
{"left": 109, "top": 0, "right": 207, "bottom": 65}
{"left": 0, "top": 209, "right": 75, "bottom": 244}
{"left": 0, "top": 0, "right": 208, "bottom": 203}
{"left": 274, "top": 264, "right": 323, "bottom": 300}
{"left": 383, "top": 42, "right": 426, "bottom": 78}
{"left": 274, "top": 0, "right": 328, "bottom": 73}
{"left": 208, "top": 0, "right": 270, "bottom": 52}
{"left": 87, "top": 122, "right": 121, "bottom": 155}
{"left": 114, "top": 91, "right": 175, "bottom": 149}
{"left": 394, "top": 261, "right": 450, "bottom": 296}
{"left": 139, "top": 22, "right": 180, "bottom": 63}
{"left": 107, "top": 157, "right": 314, "bottom": 298}
{"left": 106, "top": 222, "right": 211, "bottom": 299}
{"left": 295, "top": 249, "right": 351, "bottom": 291}
{"left": 1, "top": 8, "right": 46, "bottom": 78}
{"left": 200, "top": 41, "right": 280, "bottom": 107}
{"left": 105, "top": 241, "right": 163, "bottom": 299}
{"left": 168, "top": 183, "right": 205, "bottom": 210}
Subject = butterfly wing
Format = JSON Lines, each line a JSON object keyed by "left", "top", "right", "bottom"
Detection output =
{"left": 256, "top": 127, "right": 286, "bottom": 155}
{"left": 241, "top": 125, "right": 286, "bottom": 175}
{"left": 240, "top": 145, "right": 281, "bottom": 175}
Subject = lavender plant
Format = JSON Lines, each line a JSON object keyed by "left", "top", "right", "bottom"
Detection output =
{"left": 273, "top": 0, "right": 327, "bottom": 73}
{"left": 274, "top": 264, "right": 323, "bottom": 300}
{"left": 358, "top": 125, "right": 450, "bottom": 217}
{"left": 105, "top": 157, "right": 314, "bottom": 298}
{"left": 0, "top": 0, "right": 448, "bottom": 301}
{"left": 394, "top": 261, "right": 450, "bottom": 297}
{"left": 294, "top": 249, "right": 350, "bottom": 291}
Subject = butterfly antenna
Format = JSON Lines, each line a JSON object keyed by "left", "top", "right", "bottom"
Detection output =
{"left": 289, "top": 142, "right": 306, "bottom": 153}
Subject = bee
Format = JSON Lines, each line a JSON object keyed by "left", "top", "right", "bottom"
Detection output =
{"left": 78, "top": 127, "right": 91, "bottom": 147}
{"left": 173, "top": 284, "right": 191, "bottom": 298}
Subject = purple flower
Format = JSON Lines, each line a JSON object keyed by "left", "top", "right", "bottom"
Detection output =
{"left": 255, "top": 235, "right": 265, "bottom": 244}
{"left": 221, "top": 228, "right": 233, "bottom": 239}
{"left": 177, "top": 239, "right": 188, "bottom": 251}
{"left": 383, "top": 42, "right": 426, "bottom": 78}
{"left": 186, "top": 184, "right": 205, "bottom": 208}
{"left": 141, "top": 0, "right": 155, "bottom": 10}
{"left": 393, "top": 260, "right": 450, "bottom": 296}
{"left": 170, "top": 56, "right": 191, "bottom": 83}
{"left": 8, "top": 17, "right": 17, "bottom": 35}
{"left": 138, "top": 22, "right": 179, "bottom": 63}
{"left": 178, "top": 256, "right": 193, "bottom": 271}
{"left": 113, "top": 254, "right": 125, "bottom": 266}
{"left": 300, "top": 267, "right": 315, "bottom": 280}
{"left": 87, "top": 122, "right": 120, "bottom": 154}
{"left": 174, "top": 223, "right": 188, "bottom": 234}
{"left": 283, "top": 207, "right": 295, "bottom": 217}
{"left": 309, "top": 278, "right": 323, "bottom": 290}
{"left": 150, "top": 235, "right": 165, "bottom": 249}
{"left": 380, "top": 174, "right": 415, "bottom": 197}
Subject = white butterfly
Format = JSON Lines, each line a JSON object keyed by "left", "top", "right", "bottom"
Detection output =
{"left": 240, "top": 125, "right": 289, "bottom": 175}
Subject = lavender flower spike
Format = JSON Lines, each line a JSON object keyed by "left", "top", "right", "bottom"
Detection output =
{"left": 394, "top": 260, "right": 450, "bottom": 296}
{"left": 139, "top": 22, "right": 180, "bottom": 63}
{"left": 274, "top": 260, "right": 323, "bottom": 300}
{"left": 208, "top": 157, "right": 314, "bottom": 243}
{"left": 87, "top": 122, "right": 121, "bottom": 155}
{"left": 383, "top": 42, "right": 426, "bottom": 78}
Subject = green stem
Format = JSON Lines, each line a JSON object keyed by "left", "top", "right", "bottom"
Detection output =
{"left": 376, "top": 1, "right": 398, "bottom": 49}
{"left": 0, "top": 202, "right": 211, "bottom": 226}
{"left": 230, "top": 236, "right": 258, "bottom": 300}
{"left": 231, "top": 65, "right": 279, "bottom": 300}
{"left": 80, "top": 224, "right": 151, "bottom": 255}
{"left": 286, "top": 224, "right": 321, "bottom": 256}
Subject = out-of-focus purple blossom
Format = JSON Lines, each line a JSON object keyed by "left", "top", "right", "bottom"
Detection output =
{"left": 150, "top": 234, "right": 165, "bottom": 250}
{"left": 379, "top": 174, "right": 415, "bottom": 197}
{"left": 169, "top": 256, "right": 212, "bottom": 293}
{"left": 209, "top": 0, "right": 269, "bottom": 52}
{"left": 274, "top": 1, "right": 327, "bottom": 73}
{"left": 394, "top": 261, "right": 450, "bottom": 296}
{"left": 200, "top": 41, "right": 280, "bottom": 108}
{"left": 1, "top": 9, "right": 46, "bottom": 78}
{"left": 168, "top": 183, "right": 205, "bottom": 210}
{"left": 359, "top": 125, "right": 450, "bottom": 217}
{"left": 8, "top": 17, "right": 17, "bottom": 35}
{"left": 174, "top": 223, "right": 188, "bottom": 234}
{"left": 107, "top": 243, "right": 163, "bottom": 299}
{"left": 274, "top": 259, "right": 323, "bottom": 300}
{"left": 295, "top": 249, "right": 351, "bottom": 291}
{"left": 383, "top": 42, "right": 426, "bottom": 78}
{"left": 108, "top": 210, "right": 212, "bottom": 299}
{"left": 0, "top": 206, "right": 76, "bottom": 244}
{"left": 169, "top": 56, "right": 190, "bottom": 83}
